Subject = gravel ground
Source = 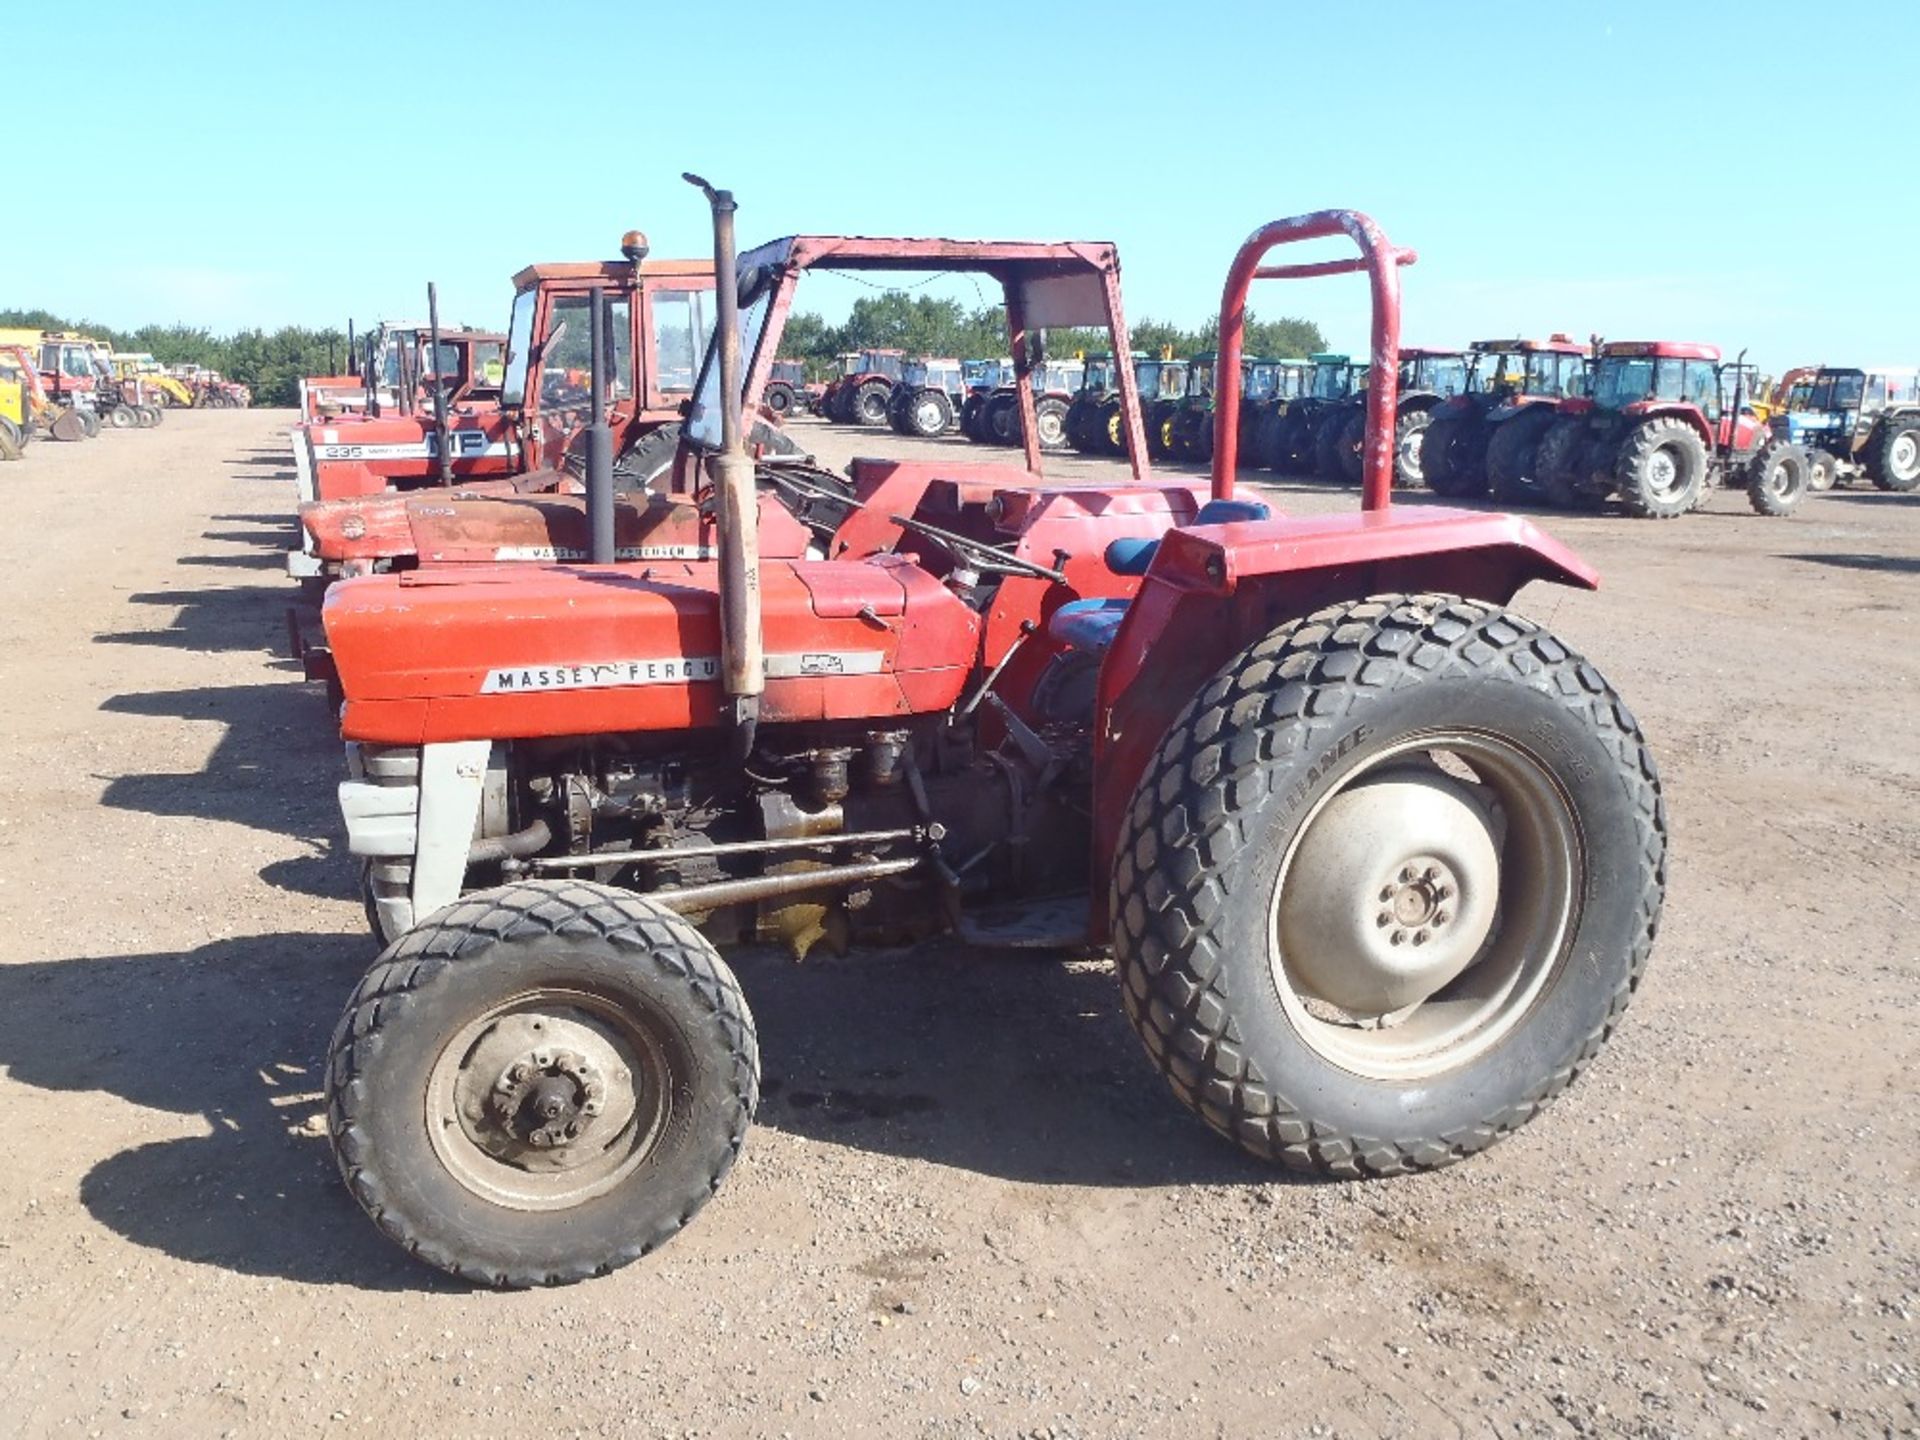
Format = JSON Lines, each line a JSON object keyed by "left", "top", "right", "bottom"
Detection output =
{"left": 0, "top": 408, "right": 1915, "bottom": 1438}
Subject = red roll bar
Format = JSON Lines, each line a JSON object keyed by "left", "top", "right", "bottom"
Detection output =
{"left": 1211, "top": 212, "right": 1417, "bottom": 512}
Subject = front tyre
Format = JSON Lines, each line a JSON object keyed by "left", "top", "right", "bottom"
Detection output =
{"left": 1110, "top": 594, "right": 1665, "bottom": 1177}
{"left": 327, "top": 881, "right": 759, "bottom": 1286}
{"left": 1870, "top": 417, "right": 1920, "bottom": 491}
{"left": 1746, "top": 439, "right": 1810, "bottom": 517}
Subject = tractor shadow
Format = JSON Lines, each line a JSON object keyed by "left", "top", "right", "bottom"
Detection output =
{"left": 1778, "top": 551, "right": 1920, "bottom": 576}
{"left": 0, "top": 932, "right": 444, "bottom": 1290}
{"left": 95, "top": 682, "right": 348, "bottom": 898}
{"left": 736, "top": 943, "right": 1276, "bottom": 1191}
{"left": 93, "top": 582, "right": 306, "bottom": 659}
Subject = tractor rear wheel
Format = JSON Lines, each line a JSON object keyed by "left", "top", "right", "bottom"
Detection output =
{"left": 1534, "top": 418, "right": 1599, "bottom": 509}
{"left": 984, "top": 392, "right": 1019, "bottom": 445}
{"left": 1102, "top": 401, "right": 1128, "bottom": 456}
{"left": 849, "top": 380, "right": 891, "bottom": 427}
{"left": 764, "top": 381, "right": 796, "bottom": 418}
{"left": 1312, "top": 410, "right": 1351, "bottom": 481}
{"left": 1746, "top": 439, "right": 1810, "bottom": 517}
{"left": 1806, "top": 450, "right": 1837, "bottom": 492}
{"left": 1034, "top": 396, "right": 1070, "bottom": 451}
{"left": 959, "top": 393, "right": 987, "bottom": 443}
{"left": 1333, "top": 408, "right": 1367, "bottom": 484}
{"left": 1392, "top": 407, "right": 1434, "bottom": 488}
{"left": 1112, "top": 594, "right": 1664, "bottom": 1178}
{"left": 1420, "top": 417, "right": 1487, "bottom": 497}
{"left": 0, "top": 417, "right": 20, "bottom": 460}
{"left": 1616, "top": 417, "right": 1708, "bottom": 518}
{"left": 327, "top": 880, "right": 759, "bottom": 1287}
{"left": 1486, "top": 411, "right": 1555, "bottom": 505}
{"left": 110, "top": 404, "right": 137, "bottom": 428}
{"left": 1869, "top": 417, "right": 1920, "bottom": 491}
{"left": 906, "top": 387, "right": 954, "bottom": 439}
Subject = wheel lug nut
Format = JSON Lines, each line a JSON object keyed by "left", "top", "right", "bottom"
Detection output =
{"left": 1379, "top": 886, "right": 1394, "bottom": 902}
{"left": 1389, "top": 930, "right": 1406, "bottom": 947}
{"left": 1398, "top": 867, "right": 1415, "bottom": 884}
{"left": 1376, "top": 912, "right": 1391, "bottom": 928}
{"left": 1434, "top": 910, "right": 1449, "bottom": 926}
{"left": 532, "top": 1051, "right": 552, "bottom": 1068}
{"left": 1412, "top": 932, "right": 1428, "bottom": 947}
{"left": 1437, "top": 885, "right": 1453, "bottom": 900}
{"left": 1423, "top": 865, "right": 1440, "bottom": 883}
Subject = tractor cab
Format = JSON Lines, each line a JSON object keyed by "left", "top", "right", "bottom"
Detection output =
{"left": 887, "top": 357, "right": 967, "bottom": 437}
{"left": 1420, "top": 336, "right": 1591, "bottom": 500}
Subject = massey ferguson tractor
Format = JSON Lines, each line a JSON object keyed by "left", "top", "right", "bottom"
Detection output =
{"left": 315, "top": 183, "right": 1667, "bottom": 1288}
{"left": 287, "top": 242, "right": 718, "bottom": 583}
{"left": 1533, "top": 340, "right": 1808, "bottom": 517}
{"left": 1421, "top": 337, "right": 1590, "bottom": 502}
{"left": 825, "top": 348, "right": 906, "bottom": 425}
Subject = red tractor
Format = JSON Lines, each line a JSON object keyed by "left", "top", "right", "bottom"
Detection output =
{"left": 762, "top": 358, "right": 817, "bottom": 417}
{"left": 287, "top": 237, "right": 718, "bottom": 584}
{"left": 315, "top": 184, "right": 1666, "bottom": 1287}
{"left": 825, "top": 348, "right": 906, "bottom": 425}
{"left": 1534, "top": 341, "right": 1805, "bottom": 517}
{"left": 1421, "top": 337, "right": 1591, "bottom": 503}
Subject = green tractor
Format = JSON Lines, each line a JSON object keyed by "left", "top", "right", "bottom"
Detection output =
{"left": 1320, "top": 348, "right": 1473, "bottom": 487}
{"left": 1257, "top": 352, "right": 1367, "bottom": 473}
{"left": 1168, "top": 356, "right": 1309, "bottom": 464}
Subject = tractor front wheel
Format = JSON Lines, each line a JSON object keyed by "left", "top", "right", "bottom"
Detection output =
{"left": 907, "top": 388, "right": 954, "bottom": 439}
{"left": 1616, "top": 417, "right": 1707, "bottom": 519}
{"left": 1806, "top": 450, "right": 1837, "bottom": 492}
{"left": 1746, "top": 439, "right": 1811, "bottom": 517}
{"left": 764, "top": 382, "right": 796, "bottom": 419}
{"left": 1392, "top": 407, "right": 1434, "bottom": 488}
{"left": 1487, "top": 410, "right": 1556, "bottom": 506}
{"left": 327, "top": 881, "right": 759, "bottom": 1287}
{"left": 1869, "top": 418, "right": 1920, "bottom": 491}
{"left": 1111, "top": 594, "right": 1665, "bottom": 1178}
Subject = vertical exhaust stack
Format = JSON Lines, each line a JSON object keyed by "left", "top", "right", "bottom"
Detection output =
{"left": 585, "top": 285, "right": 615, "bottom": 563}
{"left": 347, "top": 319, "right": 357, "bottom": 377}
{"left": 427, "top": 283, "right": 454, "bottom": 487}
{"left": 685, "top": 172, "right": 764, "bottom": 755}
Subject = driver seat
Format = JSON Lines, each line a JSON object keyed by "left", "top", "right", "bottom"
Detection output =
{"left": 1047, "top": 497, "right": 1272, "bottom": 654}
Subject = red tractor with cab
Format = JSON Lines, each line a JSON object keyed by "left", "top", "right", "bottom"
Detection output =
{"left": 315, "top": 183, "right": 1667, "bottom": 1288}
{"left": 825, "top": 348, "right": 906, "bottom": 425}
{"left": 1421, "top": 337, "right": 1591, "bottom": 503}
{"left": 1534, "top": 341, "right": 1806, "bottom": 517}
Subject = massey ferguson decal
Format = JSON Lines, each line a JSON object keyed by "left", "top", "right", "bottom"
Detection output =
{"left": 490, "top": 544, "right": 720, "bottom": 562}
{"left": 479, "top": 651, "right": 886, "bottom": 693}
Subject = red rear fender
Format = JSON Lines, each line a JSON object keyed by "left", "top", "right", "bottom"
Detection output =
{"left": 1084, "top": 506, "right": 1598, "bottom": 936}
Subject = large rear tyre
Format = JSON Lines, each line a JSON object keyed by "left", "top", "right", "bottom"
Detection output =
{"left": 1111, "top": 595, "right": 1665, "bottom": 1178}
{"left": 1486, "top": 409, "right": 1556, "bottom": 506}
{"left": 984, "top": 392, "right": 1019, "bottom": 446}
{"left": 327, "top": 880, "right": 759, "bottom": 1287}
{"left": 1419, "top": 417, "right": 1487, "bottom": 498}
{"left": 1333, "top": 408, "right": 1367, "bottom": 484}
{"left": 1616, "top": 417, "right": 1708, "bottom": 518}
{"left": 763, "top": 381, "right": 796, "bottom": 419}
{"left": 905, "top": 387, "right": 954, "bottom": 439}
{"left": 1746, "top": 439, "right": 1810, "bottom": 517}
{"left": 1312, "top": 409, "right": 1350, "bottom": 481}
{"left": 1033, "top": 396, "right": 1070, "bottom": 451}
{"left": 849, "top": 380, "right": 891, "bottom": 427}
{"left": 1869, "top": 417, "right": 1920, "bottom": 491}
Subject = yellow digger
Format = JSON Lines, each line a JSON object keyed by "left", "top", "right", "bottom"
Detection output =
{"left": 112, "top": 352, "right": 196, "bottom": 408}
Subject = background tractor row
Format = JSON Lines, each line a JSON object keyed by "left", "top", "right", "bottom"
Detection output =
{"left": 1767, "top": 367, "right": 1920, "bottom": 493}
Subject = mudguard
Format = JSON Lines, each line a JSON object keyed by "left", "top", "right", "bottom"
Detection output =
{"left": 1085, "top": 505, "right": 1598, "bottom": 934}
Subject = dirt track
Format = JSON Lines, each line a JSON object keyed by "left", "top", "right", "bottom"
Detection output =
{"left": 1, "top": 409, "right": 1916, "bottom": 1438}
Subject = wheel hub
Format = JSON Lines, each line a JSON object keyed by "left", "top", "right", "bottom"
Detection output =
{"left": 1648, "top": 450, "right": 1678, "bottom": 490}
{"left": 488, "top": 1047, "right": 608, "bottom": 1156}
{"left": 1892, "top": 434, "right": 1917, "bottom": 476}
{"left": 915, "top": 398, "right": 943, "bottom": 431}
{"left": 1277, "top": 770, "right": 1500, "bottom": 1016}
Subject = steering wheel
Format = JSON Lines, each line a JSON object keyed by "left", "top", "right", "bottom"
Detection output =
{"left": 890, "top": 514, "right": 1067, "bottom": 584}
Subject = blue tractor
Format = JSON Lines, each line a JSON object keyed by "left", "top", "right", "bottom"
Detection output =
{"left": 1769, "top": 367, "right": 1920, "bottom": 492}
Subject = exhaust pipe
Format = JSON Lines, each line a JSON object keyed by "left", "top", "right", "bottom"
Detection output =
{"left": 427, "top": 282, "right": 454, "bottom": 486}
{"left": 586, "top": 285, "right": 615, "bottom": 563}
{"left": 685, "top": 172, "right": 763, "bottom": 756}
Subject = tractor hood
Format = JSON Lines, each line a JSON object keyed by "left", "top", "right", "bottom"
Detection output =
{"left": 322, "top": 556, "right": 981, "bottom": 745}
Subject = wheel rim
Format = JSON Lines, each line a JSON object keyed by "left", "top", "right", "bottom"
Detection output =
{"left": 1397, "top": 427, "right": 1424, "bottom": 483}
{"left": 425, "top": 985, "right": 673, "bottom": 1211}
{"left": 1644, "top": 446, "right": 1685, "bottom": 501}
{"left": 915, "top": 397, "right": 944, "bottom": 433}
{"left": 1037, "top": 410, "right": 1064, "bottom": 446}
{"left": 1892, "top": 432, "right": 1919, "bottom": 480}
{"left": 1763, "top": 458, "right": 1794, "bottom": 498}
{"left": 1267, "top": 733, "right": 1581, "bottom": 1081}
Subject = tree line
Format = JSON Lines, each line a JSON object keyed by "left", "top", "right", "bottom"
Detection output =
{"left": 1, "top": 308, "right": 350, "bottom": 408}
{"left": 778, "top": 292, "right": 1328, "bottom": 378}
{"left": 3, "top": 290, "right": 1328, "bottom": 405}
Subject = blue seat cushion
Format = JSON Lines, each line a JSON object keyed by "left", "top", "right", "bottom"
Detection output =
{"left": 1046, "top": 597, "right": 1131, "bottom": 651}
{"left": 1102, "top": 497, "right": 1272, "bottom": 575}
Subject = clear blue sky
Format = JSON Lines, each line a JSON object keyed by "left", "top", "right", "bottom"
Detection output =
{"left": 14, "top": 1, "right": 1918, "bottom": 377}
